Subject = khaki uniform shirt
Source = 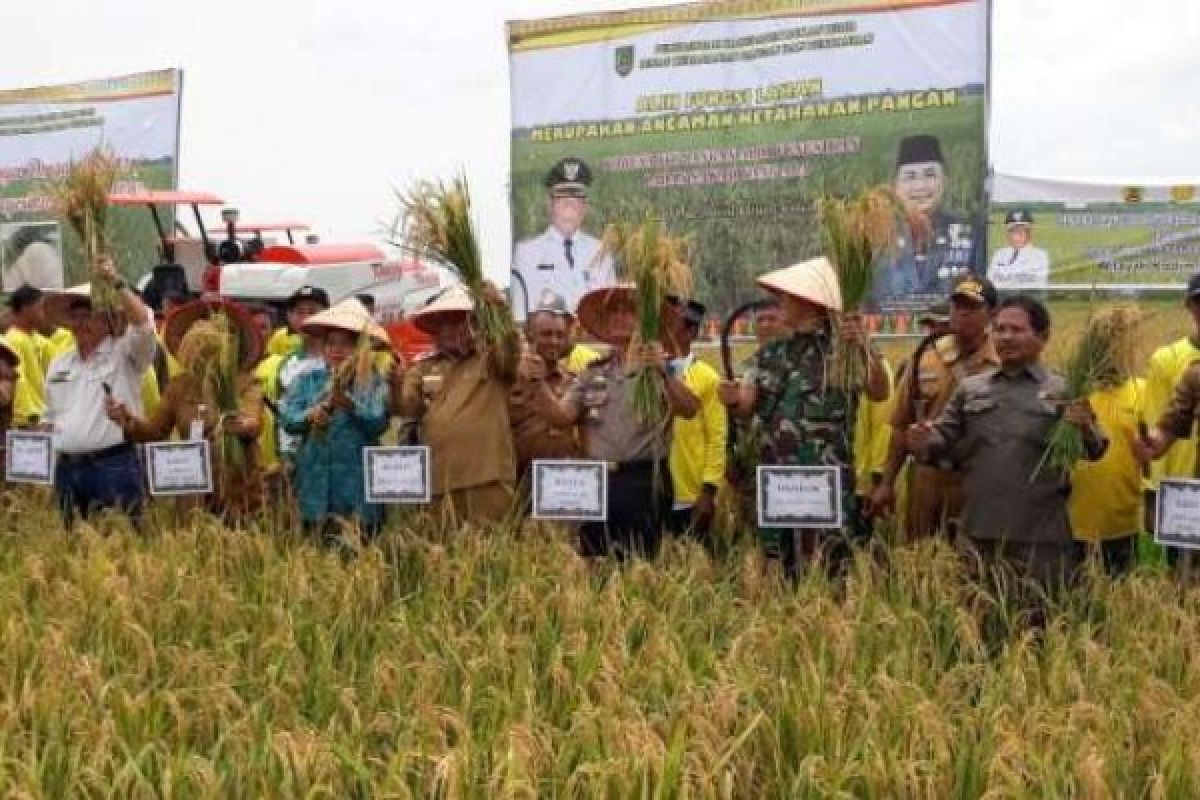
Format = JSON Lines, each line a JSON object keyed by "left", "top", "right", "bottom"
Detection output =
{"left": 927, "top": 364, "right": 1108, "bottom": 544}
{"left": 891, "top": 332, "right": 1000, "bottom": 428}
{"left": 509, "top": 360, "right": 579, "bottom": 469}
{"left": 400, "top": 349, "right": 517, "bottom": 495}
{"left": 566, "top": 358, "right": 669, "bottom": 463}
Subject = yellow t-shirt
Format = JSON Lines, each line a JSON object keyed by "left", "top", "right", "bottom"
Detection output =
{"left": 267, "top": 327, "right": 301, "bottom": 358}
{"left": 1070, "top": 379, "right": 1145, "bottom": 541}
{"left": 4, "top": 328, "right": 49, "bottom": 425}
{"left": 254, "top": 354, "right": 284, "bottom": 471}
{"left": 669, "top": 358, "right": 728, "bottom": 506}
{"left": 854, "top": 358, "right": 896, "bottom": 496}
{"left": 1144, "top": 337, "right": 1200, "bottom": 488}
{"left": 563, "top": 343, "right": 602, "bottom": 375}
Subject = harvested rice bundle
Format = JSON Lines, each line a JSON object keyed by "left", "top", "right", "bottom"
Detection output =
{"left": 49, "top": 147, "right": 121, "bottom": 313}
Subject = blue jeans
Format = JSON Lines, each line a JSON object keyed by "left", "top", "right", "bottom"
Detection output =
{"left": 55, "top": 446, "right": 145, "bottom": 526}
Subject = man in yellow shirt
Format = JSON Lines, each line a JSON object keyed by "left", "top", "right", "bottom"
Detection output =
{"left": 1071, "top": 376, "right": 1145, "bottom": 576}
{"left": 1143, "top": 275, "right": 1200, "bottom": 540}
{"left": 854, "top": 358, "right": 896, "bottom": 504}
{"left": 4, "top": 285, "right": 52, "bottom": 425}
{"left": 665, "top": 298, "right": 727, "bottom": 541}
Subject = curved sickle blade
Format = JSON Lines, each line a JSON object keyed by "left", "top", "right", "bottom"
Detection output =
{"left": 720, "top": 300, "right": 767, "bottom": 381}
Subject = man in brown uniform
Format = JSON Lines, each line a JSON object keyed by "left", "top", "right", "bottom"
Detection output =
{"left": 870, "top": 276, "right": 999, "bottom": 540}
{"left": 509, "top": 294, "right": 581, "bottom": 478}
{"left": 399, "top": 284, "right": 521, "bottom": 526}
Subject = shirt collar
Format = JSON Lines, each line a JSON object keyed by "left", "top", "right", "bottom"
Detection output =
{"left": 993, "top": 361, "right": 1046, "bottom": 383}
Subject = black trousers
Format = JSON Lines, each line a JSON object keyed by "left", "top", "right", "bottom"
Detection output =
{"left": 579, "top": 460, "right": 671, "bottom": 560}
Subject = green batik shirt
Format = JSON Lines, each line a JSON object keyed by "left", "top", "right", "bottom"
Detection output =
{"left": 751, "top": 328, "right": 858, "bottom": 499}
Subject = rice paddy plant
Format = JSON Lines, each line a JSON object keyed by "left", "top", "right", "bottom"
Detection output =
{"left": 49, "top": 147, "right": 122, "bottom": 313}
{"left": 0, "top": 494, "right": 1195, "bottom": 797}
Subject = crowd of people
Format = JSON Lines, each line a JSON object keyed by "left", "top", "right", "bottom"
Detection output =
{"left": 4, "top": 254, "right": 1200, "bottom": 590}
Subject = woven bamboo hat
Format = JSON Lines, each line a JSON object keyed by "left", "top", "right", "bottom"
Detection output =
{"left": 407, "top": 286, "right": 473, "bottom": 336}
{"left": 163, "top": 297, "right": 264, "bottom": 370}
{"left": 301, "top": 297, "right": 391, "bottom": 348}
{"left": 756, "top": 257, "right": 843, "bottom": 312}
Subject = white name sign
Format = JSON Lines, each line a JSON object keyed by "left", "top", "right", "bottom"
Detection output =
{"left": 363, "top": 446, "right": 431, "bottom": 504}
{"left": 1156, "top": 479, "right": 1200, "bottom": 551}
{"left": 532, "top": 459, "right": 607, "bottom": 521}
{"left": 757, "top": 466, "right": 842, "bottom": 529}
{"left": 146, "top": 441, "right": 213, "bottom": 496}
{"left": 6, "top": 430, "right": 54, "bottom": 484}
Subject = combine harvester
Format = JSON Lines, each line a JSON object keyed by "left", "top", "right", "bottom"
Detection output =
{"left": 114, "top": 190, "right": 449, "bottom": 360}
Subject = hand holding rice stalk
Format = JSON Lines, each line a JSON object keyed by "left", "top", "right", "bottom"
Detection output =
{"left": 50, "top": 147, "right": 122, "bottom": 313}
{"left": 184, "top": 313, "right": 247, "bottom": 470}
{"left": 395, "top": 175, "right": 515, "bottom": 351}
{"left": 819, "top": 186, "right": 913, "bottom": 389}
{"left": 1032, "top": 305, "right": 1140, "bottom": 480}
{"left": 601, "top": 215, "right": 692, "bottom": 426}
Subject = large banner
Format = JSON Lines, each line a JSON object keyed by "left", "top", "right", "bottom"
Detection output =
{"left": 0, "top": 69, "right": 182, "bottom": 289}
{"left": 990, "top": 174, "right": 1199, "bottom": 291}
{"left": 507, "top": 0, "right": 989, "bottom": 318}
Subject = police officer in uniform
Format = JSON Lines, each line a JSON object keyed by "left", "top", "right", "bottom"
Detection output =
{"left": 988, "top": 209, "right": 1050, "bottom": 288}
{"left": 869, "top": 276, "right": 1000, "bottom": 541}
{"left": 512, "top": 157, "right": 616, "bottom": 318}
{"left": 873, "top": 134, "right": 981, "bottom": 305}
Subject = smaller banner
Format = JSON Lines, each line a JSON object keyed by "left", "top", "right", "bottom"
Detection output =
{"left": 990, "top": 173, "right": 1200, "bottom": 291}
{"left": 0, "top": 68, "right": 183, "bottom": 289}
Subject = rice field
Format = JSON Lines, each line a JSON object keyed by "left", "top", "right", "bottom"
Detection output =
{"left": 0, "top": 297, "right": 1195, "bottom": 797}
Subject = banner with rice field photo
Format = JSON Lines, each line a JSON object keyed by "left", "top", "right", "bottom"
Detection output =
{"left": 990, "top": 173, "right": 1200, "bottom": 293}
{"left": 0, "top": 68, "right": 182, "bottom": 290}
{"left": 507, "top": 0, "right": 989, "bottom": 325}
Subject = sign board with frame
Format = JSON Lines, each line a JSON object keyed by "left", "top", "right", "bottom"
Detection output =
{"left": 532, "top": 459, "right": 607, "bottom": 521}
{"left": 363, "top": 446, "right": 431, "bottom": 504}
{"left": 146, "top": 440, "right": 213, "bottom": 496}
{"left": 6, "top": 430, "right": 54, "bottom": 485}
{"left": 756, "top": 465, "right": 842, "bottom": 529}
{"left": 1156, "top": 478, "right": 1200, "bottom": 552}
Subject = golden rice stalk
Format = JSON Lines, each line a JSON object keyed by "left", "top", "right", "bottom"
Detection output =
{"left": 49, "top": 147, "right": 121, "bottom": 312}
{"left": 819, "top": 185, "right": 907, "bottom": 390}
{"left": 600, "top": 215, "right": 692, "bottom": 426}
{"left": 395, "top": 174, "right": 514, "bottom": 352}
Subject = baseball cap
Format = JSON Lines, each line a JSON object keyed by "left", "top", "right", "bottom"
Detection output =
{"left": 286, "top": 285, "right": 330, "bottom": 310}
{"left": 532, "top": 290, "right": 573, "bottom": 318}
{"left": 950, "top": 275, "right": 998, "bottom": 309}
{"left": 544, "top": 157, "right": 592, "bottom": 197}
{"left": 1186, "top": 273, "right": 1200, "bottom": 299}
{"left": 1004, "top": 209, "right": 1034, "bottom": 228}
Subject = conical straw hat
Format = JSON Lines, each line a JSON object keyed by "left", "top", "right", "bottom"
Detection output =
{"left": 756, "top": 256, "right": 843, "bottom": 312}
{"left": 407, "top": 286, "right": 474, "bottom": 335}
{"left": 301, "top": 297, "right": 391, "bottom": 348}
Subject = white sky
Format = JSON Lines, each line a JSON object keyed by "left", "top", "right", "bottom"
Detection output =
{"left": 5, "top": 0, "right": 1198, "bottom": 278}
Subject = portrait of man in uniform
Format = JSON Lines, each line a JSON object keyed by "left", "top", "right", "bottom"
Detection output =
{"left": 511, "top": 157, "right": 616, "bottom": 319}
{"left": 988, "top": 208, "right": 1050, "bottom": 288}
{"left": 871, "top": 134, "right": 980, "bottom": 307}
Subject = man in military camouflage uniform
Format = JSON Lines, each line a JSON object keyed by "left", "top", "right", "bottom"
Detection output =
{"left": 720, "top": 258, "right": 889, "bottom": 576}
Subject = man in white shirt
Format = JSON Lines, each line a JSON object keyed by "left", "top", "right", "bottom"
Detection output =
{"left": 44, "top": 258, "right": 156, "bottom": 523}
{"left": 512, "top": 157, "right": 615, "bottom": 318}
{"left": 989, "top": 209, "right": 1051, "bottom": 288}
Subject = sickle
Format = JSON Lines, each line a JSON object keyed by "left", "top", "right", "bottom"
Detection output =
{"left": 720, "top": 299, "right": 767, "bottom": 381}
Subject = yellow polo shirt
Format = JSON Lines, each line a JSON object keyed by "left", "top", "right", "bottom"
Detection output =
{"left": 564, "top": 343, "right": 602, "bottom": 375}
{"left": 254, "top": 353, "right": 284, "bottom": 471}
{"left": 267, "top": 327, "right": 301, "bottom": 358}
{"left": 1144, "top": 337, "right": 1200, "bottom": 487}
{"left": 4, "top": 328, "right": 49, "bottom": 425}
{"left": 669, "top": 357, "right": 727, "bottom": 506}
{"left": 854, "top": 357, "right": 896, "bottom": 496}
{"left": 1070, "top": 379, "right": 1145, "bottom": 541}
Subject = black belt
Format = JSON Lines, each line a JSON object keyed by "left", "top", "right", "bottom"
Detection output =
{"left": 605, "top": 458, "right": 665, "bottom": 474}
{"left": 58, "top": 442, "right": 134, "bottom": 465}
